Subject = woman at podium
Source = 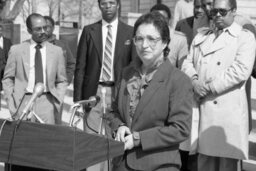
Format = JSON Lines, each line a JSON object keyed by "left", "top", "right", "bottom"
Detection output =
{"left": 108, "top": 11, "right": 193, "bottom": 171}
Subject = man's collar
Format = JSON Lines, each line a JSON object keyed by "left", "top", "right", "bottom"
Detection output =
{"left": 222, "top": 22, "right": 241, "bottom": 37}
{"left": 30, "top": 39, "right": 46, "bottom": 47}
{"left": 102, "top": 17, "right": 118, "bottom": 27}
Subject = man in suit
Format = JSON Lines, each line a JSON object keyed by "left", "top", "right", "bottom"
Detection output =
{"left": 182, "top": 0, "right": 256, "bottom": 170}
{"left": 44, "top": 16, "right": 76, "bottom": 85}
{"left": 2, "top": 13, "right": 67, "bottom": 125}
{"left": 175, "top": 0, "right": 208, "bottom": 47}
{"left": 0, "top": 25, "right": 12, "bottom": 91}
{"left": 172, "top": 0, "right": 194, "bottom": 29}
{"left": 74, "top": 0, "right": 136, "bottom": 135}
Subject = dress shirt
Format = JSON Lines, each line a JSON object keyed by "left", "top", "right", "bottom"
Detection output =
{"left": 99, "top": 18, "right": 118, "bottom": 82}
{"left": 27, "top": 40, "right": 48, "bottom": 92}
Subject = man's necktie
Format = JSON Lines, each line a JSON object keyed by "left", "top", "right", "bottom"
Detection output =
{"left": 102, "top": 25, "right": 113, "bottom": 81}
{"left": 35, "top": 44, "right": 44, "bottom": 84}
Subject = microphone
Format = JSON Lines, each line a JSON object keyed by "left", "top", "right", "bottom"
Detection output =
{"left": 73, "top": 95, "right": 101, "bottom": 108}
{"left": 101, "top": 87, "right": 107, "bottom": 114}
{"left": 98, "top": 87, "right": 107, "bottom": 135}
{"left": 18, "top": 83, "right": 45, "bottom": 121}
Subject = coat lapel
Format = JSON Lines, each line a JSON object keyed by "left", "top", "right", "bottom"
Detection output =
{"left": 114, "top": 21, "right": 128, "bottom": 66}
{"left": 187, "top": 16, "right": 194, "bottom": 29}
{"left": 132, "top": 61, "right": 167, "bottom": 124}
{"left": 203, "top": 33, "right": 228, "bottom": 56}
{"left": 90, "top": 21, "right": 103, "bottom": 63}
{"left": 198, "top": 23, "right": 241, "bottom": 56}
{"left": 21, "top": 41, "right": 31, "bottom": 79}
{"left": 122, "top": 90, "right": 132, "bottom": 128}
{"left": 46, "top": 42, "right": 54, "bottom": 86}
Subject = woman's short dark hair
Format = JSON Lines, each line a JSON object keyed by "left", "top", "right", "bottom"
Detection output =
{"left": 133, "top": 11, "right": 170, "bottom": 58}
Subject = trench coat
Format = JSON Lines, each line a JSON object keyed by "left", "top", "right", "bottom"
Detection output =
{"left": 182, "top": 22, "right": 256, "bottom": 160}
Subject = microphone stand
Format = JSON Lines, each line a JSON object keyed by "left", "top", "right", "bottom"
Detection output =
{"left": 69, "top": 103, "right": 84, "bottom": 127}
{"left": 17, "top": 102, "right": 34, "bottom": 123}
{"left": 98, "top": 87, "right": 110, "bottom": 171}
{"left": 16, "top": 98, "right": 34, "bottom": 127}
{"left": 29, "top": 111, "right": 45, "bottom": 124}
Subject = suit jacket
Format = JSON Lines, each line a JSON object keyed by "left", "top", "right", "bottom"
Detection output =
{"left": 175, "top": 15, "right": 211, "bottom": 47}
{"left": 73, "top": 20, "right": 136, "bottom": 102}
{"left": 2, "top": 40, "right": 67, "bottom": 118}
{"left": 0, "top": 37, "right": 12, "bottom": 90}
{"left": 182, "top": 22, "right": 256, "bottom": 159}
{"left": 48, "top": 35, "right": 76, "bottom": 84}
{"left": 168, "top": 30, "right": 188, "bottom": 69}
{"left": 175, "top": 16, "right": 194, "bottom": 47}
{"left": 110, "top": 59, "right": 193, "bottom": 170}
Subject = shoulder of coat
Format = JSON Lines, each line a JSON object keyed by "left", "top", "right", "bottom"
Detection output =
{"left": 173, "top": 30, "right": 186, "bottom": 37}
{"left": 197, "top": 27, "right": 213, "bottom": 35}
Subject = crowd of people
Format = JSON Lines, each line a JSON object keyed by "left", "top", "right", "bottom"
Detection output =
{"left": 1, "top": 0, "right": 256, "bottom": 171}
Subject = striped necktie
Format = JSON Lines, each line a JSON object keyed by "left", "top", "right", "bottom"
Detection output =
{"left": 102, "top": 25, "right": 113, "bottom": 81}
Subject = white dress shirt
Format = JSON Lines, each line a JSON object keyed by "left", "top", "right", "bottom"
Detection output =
{"left": 26, "top": 40, "right": 48, "bottom": 93}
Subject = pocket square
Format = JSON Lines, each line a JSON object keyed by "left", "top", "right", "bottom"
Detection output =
{"left": 124, "top": 39, "right": 131, "bottom": 45}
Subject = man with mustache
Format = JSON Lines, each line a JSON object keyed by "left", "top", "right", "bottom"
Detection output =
{"left": 2, "top": 13, "right": 67, "bottom": 125}
{"left": 3, "top": 13, "right": 67, "bottom": 171}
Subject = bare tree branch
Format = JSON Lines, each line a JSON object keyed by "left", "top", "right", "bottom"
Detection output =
{"left": 1, "top": 0, "right": 26, "bottom": 22}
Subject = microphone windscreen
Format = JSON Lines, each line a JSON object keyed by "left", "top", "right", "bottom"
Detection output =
{"left": 34, "top": 83, "right": 45, "bottom": 96}
{"left": 95, "top": 95, "right": 101, "bottom": 102}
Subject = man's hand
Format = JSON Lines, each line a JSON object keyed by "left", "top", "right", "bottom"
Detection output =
{"left": 124, "top": 134, "right": 134, "bottom": 150}
{"left": 115, "top": 126, "right": 131, "bottom": 143}
{"left": 192, "top": 79, "right": 210, "bottom": 98}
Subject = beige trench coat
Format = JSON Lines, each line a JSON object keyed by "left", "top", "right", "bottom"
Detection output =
{"left": 182, "top": 22, "right": 256, "bottom": 160}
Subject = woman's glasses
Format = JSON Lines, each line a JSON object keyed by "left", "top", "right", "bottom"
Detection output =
{"left": 210, "top": 8, "right": 232, "bottom": 17}
{"left": 133, "top": 36, "right": 162, "bottom": 48}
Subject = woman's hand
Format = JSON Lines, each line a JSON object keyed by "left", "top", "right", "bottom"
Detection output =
{"left": 124, "top": 134, "right": 134, "bottom": 150}
{"left": 115, "top": 126, "right": 131, "bottom": 142}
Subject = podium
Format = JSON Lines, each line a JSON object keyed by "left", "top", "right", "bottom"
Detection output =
{"left": 0, "top": 119, "right": 124, "bottom": 171}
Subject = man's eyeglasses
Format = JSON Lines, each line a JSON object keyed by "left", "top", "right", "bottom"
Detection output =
{"left": 210, "top": 8, "right": 232, "bottom": 17}
{"left": 100, "top": 2, "right": 117, "bottom": 8}
{"left": 32, "top": 26, "right": 48, "bottom": 33}
{"left": 133, "top": 36, "right": 162, "bottom": 48}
